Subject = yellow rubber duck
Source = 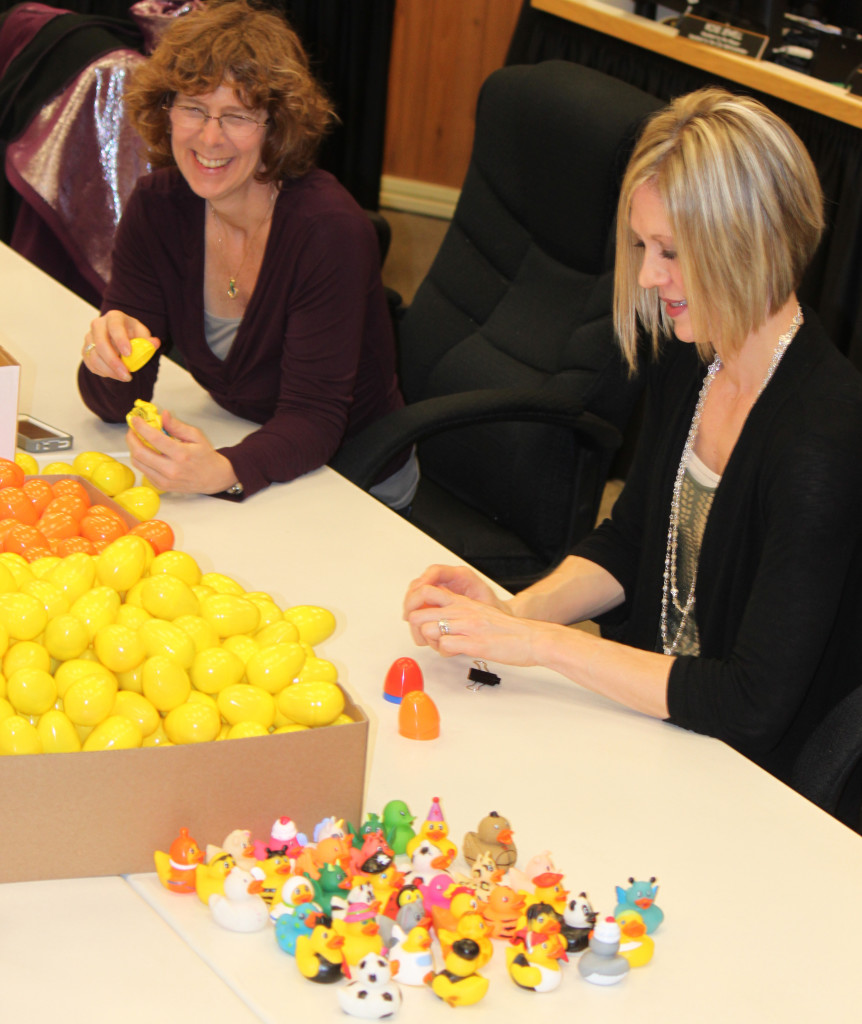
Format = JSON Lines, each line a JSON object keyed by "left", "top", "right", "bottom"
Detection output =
{"left": 616, "top": 909, "right": 655, "bottom": 967}
{"left": 506, "top": 930, "right": 568, "bottom": 993}
{"left": 437, "top": 911, "right": 494, "bottom": 967}
{"left": 405, "top": 797, "right": 457, "bottom": 869}
{"left": 195, "top": 851, "right": 236, "bottom": 905}
{"left": 332, "top": 904, "right": 384, "bottom": 976}
{"left": 296, "top": 923, "right": 346, "bottom": 984}
{"left": 430, "top": 937, "right": 489, "bottom": 1007}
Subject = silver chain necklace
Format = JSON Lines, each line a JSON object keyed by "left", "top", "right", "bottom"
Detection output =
{"left": 209, "top": 189, "right": 276, "bottom": 300}
{"left": 660, "top": 304, "right": 804, "bottom": 655}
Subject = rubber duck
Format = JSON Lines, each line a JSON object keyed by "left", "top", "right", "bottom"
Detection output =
{"left": 348, "top": 830, "right": 394, "bottom": 879}
{"left": 406, "top": 838, "right": 453, "bottom": 883}
{"left": 209, "top": 828, "right": 255, "bottom": 871}
{"left": 481, "top": 883, "right": 525, "bottom": 939}
{"left": 333, "top": 903, "right": 384, "bottom": 976}
{"left": 417, "top": 872, "right": 455, "bottom": 919}
{"left": 195, "top": 850, "right": 236, "bottom": 905}
{"left": 154, "top": 827, "right": 204, "bottom": 894}
{"left": 309, "top": 861, "right": 349, "bottom": 917}
{"left": 406, "top": 798, "right": 457, "bottom": 868}
{"left": 382, "top": 799, "right": 416, "bottom": 855}
{"left": 561, "top": 891, "right": 597, "bottom": 953}
{"left": 256, "top": 852, "right": 295, "bottom": 907}
{"left": 388, "top": 925, "right": 435, "bottom": 986}
{"left": 313, "top": 815, "right": 348, "bottom": 843}
{"left": 526, "top": 872, "right": 568, "bottom": 916}
{"left": 430, "top": 938, "right": 490, "bottom": 1008}
{"left": 462, "top": 811, "right": 517, "bottom": 869}
{"left": 461, "top": 851, "right": 501, "bottom": 903}
{"left": 332, "top": 880, "right": 377, "bottom": 921}
{"left": 209, "top": 866, "right": 270, "bottom": 933}
{"left": 613, "top": 877, "right": 664, "bottom": 934}
{"left": 393, "top": 885, "right": 427, "bottom": 935}
{"left": 253, "top": 815, "right": 307, "bottom": 860}
{"left": 351, "top": 812, "right": 385, "bottom": 847}
{"left": 616, "top": 909, "right": 655, "bottom": 967}
{"left": 275, "top": 902, "right": 322, "bottom": 955}
{"left": 506, "top": 929, "right": 568, "bottom": 993}
{"left": 337, "top": 952, "right": 402, "bottom": 1019}
{"left": 437, "top": 912, "right": 493, "bottom": 967}
{"left": 296, "top": 923, "right": 346, "bottom": 983}
{"left": 577, "top": 916, "right": 630, "bottom": 986}
{"left": 515, "top": 900, "right": 563, "bottom": 946}
{"left": 270, "top": 873, "right": 322, "bottom": 923}
{"left": 367, "top": 862, "right": 406, "bottom": 920}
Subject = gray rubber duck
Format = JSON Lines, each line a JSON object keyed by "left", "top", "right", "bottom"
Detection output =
{"left": 577, "top": 916, "right": 630, "bottom": 986}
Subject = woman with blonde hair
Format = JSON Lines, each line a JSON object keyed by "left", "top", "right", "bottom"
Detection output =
{"left": 78, "top": 0, "right": 414, "bottom": 506}
{"left": 404, "top": 88, "right": 862, "bottom": 782}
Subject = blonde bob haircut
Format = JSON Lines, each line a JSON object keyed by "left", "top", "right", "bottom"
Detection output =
{"left": 125, "top": 0, "right": 335, "bottom": 183}
{"left": 614, "top": 88, "right": 824, "bottom": 369}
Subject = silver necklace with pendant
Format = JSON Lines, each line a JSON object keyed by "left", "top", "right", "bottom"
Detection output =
{"left": 210, "top": 189, "right": 276, "bottom": 300}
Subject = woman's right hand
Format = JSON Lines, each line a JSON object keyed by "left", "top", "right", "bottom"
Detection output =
{"left": 81, "top": 310, "right": 159, "bottom": 383}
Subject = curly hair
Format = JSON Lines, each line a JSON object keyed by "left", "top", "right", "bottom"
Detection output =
{"left": 125, "top": 0, "right": 335, "bottom": 182}
{"left": 613, "top": 88, "right": 824, "bottom": 369}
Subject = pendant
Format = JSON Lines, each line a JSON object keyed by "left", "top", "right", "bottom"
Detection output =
{"left": 227, "top": 277, "right": 238, "bottom": 299}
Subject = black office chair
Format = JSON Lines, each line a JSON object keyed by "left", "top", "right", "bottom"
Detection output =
{"left": 791, "top": 685, "right": 862, "bottom": 832}
{"left": 331, "top": 61, "right": 662, "bottom": 591}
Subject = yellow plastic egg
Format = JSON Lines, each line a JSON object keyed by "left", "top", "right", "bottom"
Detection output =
{"left": 140, "top": 574, "right": 200, "bottom": 620}
{"left": 54, "top": 659, "right": 117, "bottom": 699}
{"left": 3, "top": 639, "right": 50, "bottom": 676}
{"left": 201, "top": 594, "right": 260, "bottom": 638}
{"left": 244, "top": 595, "right": 283, "bottom": 631}
{"left": 6, "top": 667, "right": 56, "bottom": 715}
{"left": 192, "top": 584, "right": 215, "bottom": 604}
{"left": 0, "top": 592, "right": 48, "bottom": 640}
{"left": 283, "top": 605, "right": 336, "bottom": 646}
{"left": 83, "top": 715, "right": 142, "bottom": 751}
{"left": 294, "top": 656, "right": 338, "bottom": 684}
{"left": 255, "top": 619, "right": 300, "bottom": 647}
{"left": 190, "top": 647, "right": 245, "bottom": 694}
{"left": 93, "top": 622, "right": 146, "bottom": 673}
{"left": 72, "top": 450, "right": 113, "bottom": 479}
{"left": 186, "top": 689, "right": 218, "bottom": 711}
{"left": 122, "top": 578, "right": 148, "bottom": 609}
{"left": 173, "top": 614, "right": 220, "bottom": 654}
{"left": 245, "top": 643, "right": 306, "bottom": 695}
{"left": 90, "top": 459, "right": 135, "bottom": 497}
{"left": 148, "top": 550, "right": 202, "bottom": 587}
{"left": 41, "top": 460, "right": 76, "bottom": 475}
{"left": 64, "top": 673, "right": 118, "bottom": 726}
{"left": 21, "top": 578, "right": 69, "bottom": 619}
{"left": 116, "top": 604, "right": 151, "bottom": 631}
{"left": 217, "top": 683, "right": 275, "bottom": 728}
{"left": 164, "top": 700, "right": 221, "bottom": 744}
{"left": 0, "top": 622, "right": 8, "bottom": 660}
{"left": 14, "top": 451, "right": 39, "bottom": 475}
{"left": 37, "top": 709, "right": 82, "bottom": 753}
{"left": 277, "top": 681, "right": 344, "bottom": 727}
{"left": 142, "top": 720, "right": 173, "bottom": 747}
{"left": 112, "top": 690, "right": 160, "bottom": 737}
{"left": 331, "top": 713, "right": 355, "bottom": 726}
{"left": 96, "top": 535, "right": 150, "bottom": 591}
{"left": 69, "top": 586, "right": 120, "bottom": 640}
{"left": 47, "top": 552, "right": 96, "bottom": 603}
{"left": 121, "top": 336, "right": 157, "bottom": 372}
{"left": 138, "top": 618, "right": 195, "bottom": 668}
{"left": 221, "top": 634, "right": 258, "bottom": 665}
{"left": 115, "top": 663, "right": 144, "bottom": 694}
{"left": 0, "top": 559, "right": 19, "bottom": 594}
{"left": 43, "top": 613, "right": 90, "bottom": 662}
{"left": 0, "top": 695, "right": 14, "bottom": 721}
{"left": 113, "top": 485, "right": 160, "bottom": 520}
{"left": 227, "top": 721, "right": 269, "bottom": 740}
{"left": 30, "top": 555, "right": 61, "bottom": 579}
{"left": 141, "top": 655, "right": 191, "bottom": 712}
{"left": 0, "top": 714, "right": 41, "bottom": 754}
{"left": 200, "top": 572, "right": 245, "bottom": 595}
{"left": 273, "top": 723, "right": 310, "bottom": 734}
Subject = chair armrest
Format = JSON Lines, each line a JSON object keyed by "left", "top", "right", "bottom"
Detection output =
{"left": 330, "top": 386, "right": 622, "bottom": 490}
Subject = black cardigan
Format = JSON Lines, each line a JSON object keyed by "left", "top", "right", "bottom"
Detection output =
{"left": 575, "top": 309, "right": 862, "bottom": 781}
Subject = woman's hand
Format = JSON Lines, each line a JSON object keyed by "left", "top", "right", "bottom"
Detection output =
{"left": 82, "top": 310, "right": 160, "bottom": 383}
{"left": 126, "top": 409, "right": 238, "bottom": 495}
{"left": 403, "top": 564, "right": 510, "bottom": 645}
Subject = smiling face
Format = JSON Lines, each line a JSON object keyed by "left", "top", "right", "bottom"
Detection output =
{"left": 169, "top": 83, "right": 267, "bottom": 207}
{"left": 629, "top": 182, "right": 693, "bottom": 343}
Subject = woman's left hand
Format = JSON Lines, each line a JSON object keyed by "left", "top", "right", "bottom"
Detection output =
{"left": 126, "top": 409, "right": 239, "bottom": 495}
{"left": 405, "top": 585, "right": 559, "bottom": 668}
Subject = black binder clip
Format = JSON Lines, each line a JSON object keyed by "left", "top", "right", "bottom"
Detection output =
{"left": 467, "top": 660, "right": 501, "bottom": 691}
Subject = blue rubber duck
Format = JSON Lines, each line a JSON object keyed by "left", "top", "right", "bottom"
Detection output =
{"left": 275, "top": 902, "right": 321, "bottom": 956}
{"left": 613, "top": 877, "right": 664, "bottom": 934}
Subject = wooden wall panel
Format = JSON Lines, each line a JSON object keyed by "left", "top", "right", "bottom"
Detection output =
{"left": 383, "top": 0, "right": 522, "bottom": 189}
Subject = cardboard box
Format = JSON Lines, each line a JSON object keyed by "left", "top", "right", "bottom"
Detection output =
{"left": 0, "top": 345, "right": 21, "bottom": 460}
{"left": 1, "top": 687, "right": 367, "bottom": 883}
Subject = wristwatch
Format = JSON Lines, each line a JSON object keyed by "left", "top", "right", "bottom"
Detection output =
{"left": 226, "top": 481, "right": 244, "bottom": 497}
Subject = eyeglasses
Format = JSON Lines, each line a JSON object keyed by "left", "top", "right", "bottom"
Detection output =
{"left": 166, "top": 103, "right": 268, "bottom": 140}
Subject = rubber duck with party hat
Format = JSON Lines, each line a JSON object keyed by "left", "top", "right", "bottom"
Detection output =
{"left": 406, "top": 798, "right": 456, "bottom": 869}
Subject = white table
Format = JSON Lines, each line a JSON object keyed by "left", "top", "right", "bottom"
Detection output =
{"left": 2, "top": 244, "right": 861, "bottom": 1023}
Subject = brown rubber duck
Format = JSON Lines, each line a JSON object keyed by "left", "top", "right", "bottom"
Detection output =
{"left": 462, "top": 811, "right": 517, "bottom": 869}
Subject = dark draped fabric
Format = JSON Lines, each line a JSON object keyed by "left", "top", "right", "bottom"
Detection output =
{"left": 507, "top": 3, "right": 862, "bottom": 369}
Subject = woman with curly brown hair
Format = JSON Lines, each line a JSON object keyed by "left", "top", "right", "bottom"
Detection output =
{"left": 78, "top": 0, "right": 414, "bottom": 505}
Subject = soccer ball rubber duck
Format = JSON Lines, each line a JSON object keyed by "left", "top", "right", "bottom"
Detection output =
{"left": 336, "top": 953, "right": 402, "bottom": 1019}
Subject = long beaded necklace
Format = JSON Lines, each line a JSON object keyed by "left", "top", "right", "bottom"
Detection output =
{"left": 209, "top": 189, "right": 276, "bottom": 300}
{"left": 660, "top": 304, "right": 804, "bottom": 655}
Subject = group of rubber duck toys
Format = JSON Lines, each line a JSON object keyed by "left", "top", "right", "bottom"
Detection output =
{"left": 154, "top": 798, "right": 664, "bottom": 1015}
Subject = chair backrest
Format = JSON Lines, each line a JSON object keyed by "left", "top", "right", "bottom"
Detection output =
{"left": 398, "top": 61, "right": 661, "bottom": 562}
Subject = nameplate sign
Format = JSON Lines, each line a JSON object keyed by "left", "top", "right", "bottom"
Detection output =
{"left": 677, "top": 14, "right": 769, "bottom": 60}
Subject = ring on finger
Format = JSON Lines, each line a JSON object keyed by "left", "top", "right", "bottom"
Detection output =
{"left": 84, "top": 342, "right": 96, "bottom": 357}
{"left": 438, "top": 619, "right": 451, "bottom": 636}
